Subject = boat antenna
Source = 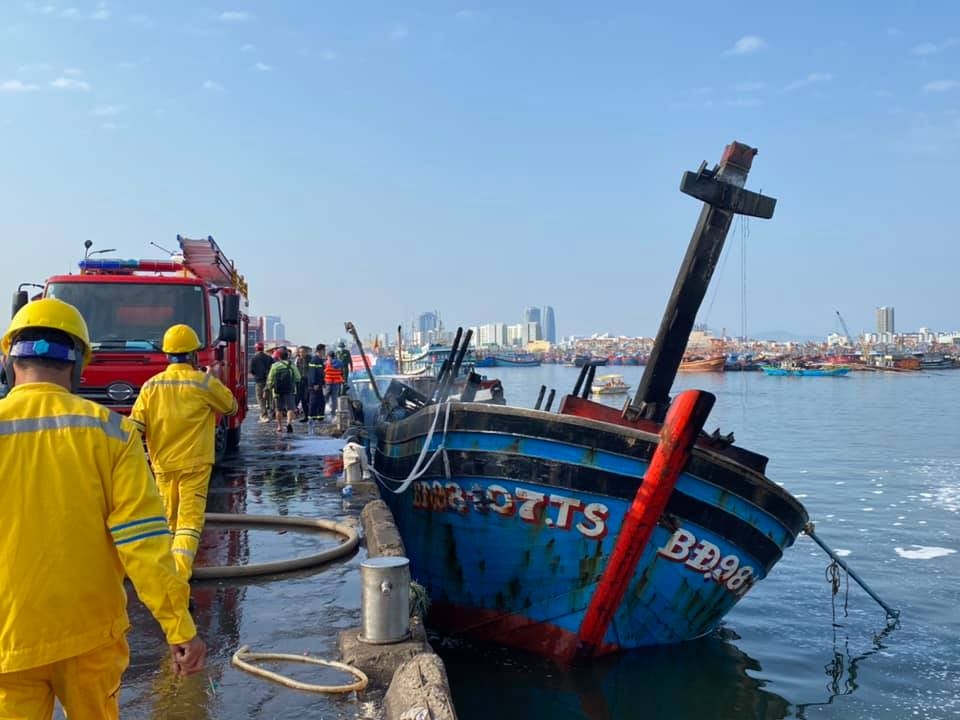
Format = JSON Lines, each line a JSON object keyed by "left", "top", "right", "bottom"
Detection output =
{"left": 150, "top": 241, "right": 176, "bottom": 256}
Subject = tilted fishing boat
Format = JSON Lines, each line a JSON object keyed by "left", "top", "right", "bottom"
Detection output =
{"left": 370, "top": 142, "right": 809, "bottom": 660}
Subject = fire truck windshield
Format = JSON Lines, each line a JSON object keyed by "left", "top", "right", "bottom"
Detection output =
{"left": 46, "top": 282, "right": 207, "bottom": 351}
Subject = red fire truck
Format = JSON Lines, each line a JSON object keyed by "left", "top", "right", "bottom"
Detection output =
{"left": 11, "top": 235, "right": 249, "bottom": 461}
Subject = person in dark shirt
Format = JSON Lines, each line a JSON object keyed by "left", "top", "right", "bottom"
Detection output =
{"left": 335, "top": 340, "right": 353, "bottom": 395}
{"left": 295, "top": 345, "right": 311, "bottom": 422}
{"left": 249, "top": 343, "right": 274, "bottom": 422}
{"left": 306, "top": 344, "right": 326, "bottom": 433}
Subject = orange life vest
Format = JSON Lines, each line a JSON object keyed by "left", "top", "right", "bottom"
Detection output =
{"left": 324, "top": 359, "right": 344, "bottom": 385}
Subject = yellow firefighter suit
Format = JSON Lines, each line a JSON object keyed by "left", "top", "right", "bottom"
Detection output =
{"left": 0, "top": 382, "right": 196, "bottom": 719}
{"left": 131, "top": 364, "right": 237, "bottom": 579}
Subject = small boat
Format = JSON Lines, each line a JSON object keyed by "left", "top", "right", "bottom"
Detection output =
{"left": 917, "top": 353, "right": 959, "bottom": 370}
{"left": 573, "top": 355, "right": 608, "bottom": 368}
{"left": 678, "top": 355, "right": 726, "bottom": 372}
{"left": 590, "top": 374, "right": 631, "bottom": 395}
{"left": 492, "top": 353, "right": 541, "bottom": 367}
{"left": 404, "top": 343, "right": 476, "bottom": 377}
{"left": 369, "top": 141, "right": 809, "bottom": 661}
{"left": 724, "top": 353, "right": 761, "bottom": 371}
{"left": 761, "top": 363, "right": 850, "bottom": 377}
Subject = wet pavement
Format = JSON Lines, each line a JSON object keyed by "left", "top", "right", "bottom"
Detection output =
{"left": 119, "top": 415, "right": 377, "bottom": 720}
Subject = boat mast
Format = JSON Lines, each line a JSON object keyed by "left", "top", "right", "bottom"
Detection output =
{"left": 625, "top": 141, "right": 777, "bottom": 423}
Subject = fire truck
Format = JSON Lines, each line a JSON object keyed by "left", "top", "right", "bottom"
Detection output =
{"left": 10, "top": 235, "right": 249, "bottom": 461}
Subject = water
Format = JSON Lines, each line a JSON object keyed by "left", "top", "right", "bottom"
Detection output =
{"left": 117, "top": 367, "right": 959, "bottom": 718}
{"left": 440, "top": 365, "right": 960, "bottom": 719}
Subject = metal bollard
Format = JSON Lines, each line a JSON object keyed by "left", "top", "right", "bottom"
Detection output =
{"left": 336, "top": 395, "right": 352, "bottom": 433}
{"left": 359, "top": 556, "right": 411, "bottom": 644}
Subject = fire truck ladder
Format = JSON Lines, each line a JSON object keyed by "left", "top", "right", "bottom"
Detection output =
{"left": 176, "top": 235, "right": 248, "bottom": 299}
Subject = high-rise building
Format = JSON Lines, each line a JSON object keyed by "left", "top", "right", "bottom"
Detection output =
{"left": 477, "top": 323, "right": 507, "bottom": 347}
{"left": 416, "top": 311, "right": 439, "bottom": 335}
{"left": 523, "top": 306, "right": 541, "bottom": 326}
{"left": 521, "top": 321, "right": 541, "bottom": 346}
{"left": 262, "top": 315, "right": 281, "bottom": 342}
{"left": 274, "top": 322, "right": 287, "bottom": 343}
{"left": 542, "top": 305, "right": 556, "bottom": 344}
{"left": 876, "top": 306, "right": 895, "bottom": 335}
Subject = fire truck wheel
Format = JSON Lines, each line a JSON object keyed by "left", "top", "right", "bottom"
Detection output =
{"left": 214, "top": 417, "right": 228, "bottom": 465}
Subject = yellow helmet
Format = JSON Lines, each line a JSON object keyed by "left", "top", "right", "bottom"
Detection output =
{"left": 1, "top": 298, "right": 92, "bottom": 368}
{"left": 162, "top": 324, "right": 202, "bottom": 354}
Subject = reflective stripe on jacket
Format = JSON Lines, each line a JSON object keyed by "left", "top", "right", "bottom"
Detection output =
{"left": 324, "top": 359, "right": 344, "bottom": 385}
{"left": 131, "top": 364, "right": 237, "bottom": 473}
{"left": 307, "top": 354, "right": 326, "bottom": 386}
{"left": 0, "top": 382, "right": 196, "bottom": 672}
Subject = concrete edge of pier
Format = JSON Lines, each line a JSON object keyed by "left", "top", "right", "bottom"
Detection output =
{"left": 337, "top": 499, "right": 459, "bottom": 720}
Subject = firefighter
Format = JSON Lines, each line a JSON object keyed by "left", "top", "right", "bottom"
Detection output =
{"left": 306, "top": 343, "right": 326, "bottom": 433}
{"left": 131, "top": 323, "right": 238, "bottom": 580}
{"left": 335, "top": 339, "right": 353, "bottom": 394}
{"left": 0, "top": 299, "right": 205, "bottom": 718}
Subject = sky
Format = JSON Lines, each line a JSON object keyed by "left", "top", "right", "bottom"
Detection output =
{"left": 2, "top": 1, "right": 959, "bottom": 344}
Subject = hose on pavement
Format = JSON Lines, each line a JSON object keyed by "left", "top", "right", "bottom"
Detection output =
{"left": 232, "top": 645, "right": 368, "bottom": 694}
{"left": 192, "top": 513, "right": 359, "bottom": 580}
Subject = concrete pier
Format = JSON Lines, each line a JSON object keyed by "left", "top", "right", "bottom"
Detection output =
{"left": 338, "top": 499, "right": 458, "bottom": 720}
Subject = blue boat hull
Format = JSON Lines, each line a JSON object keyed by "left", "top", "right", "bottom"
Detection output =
{"left": 372, "top": 402, "right": 807, "bottom": 658}
{"left": 762, "top": 366, "right": 850, "bottom": 376}
{"left": 492, "top": 356, "right": 542, "bottom": 367}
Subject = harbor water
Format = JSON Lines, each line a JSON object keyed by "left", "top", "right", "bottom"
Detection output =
{"left": 118, "top": 365, "right": 958, "bottom": 719}
{"left": 440, "top": 365, "right": 959, "bottom": 720}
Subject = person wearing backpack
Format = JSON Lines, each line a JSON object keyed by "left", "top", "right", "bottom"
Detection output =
{"left": 267, "top": 347, "right": 301, "bottom": 433}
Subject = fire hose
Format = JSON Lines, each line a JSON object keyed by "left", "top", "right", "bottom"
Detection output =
{"left": 193, "top": 513, "right": 368, "bottom": 693}
{"left": 192, "top": 513, "right": 359, "bottom": 580}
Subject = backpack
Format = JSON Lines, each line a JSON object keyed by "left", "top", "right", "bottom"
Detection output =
{"left": 274, "top": 362, "right": 294, "bottom": 395}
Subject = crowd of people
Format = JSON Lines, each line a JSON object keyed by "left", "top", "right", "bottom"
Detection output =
{"left": 248, "top": 340, "right": 353, "bottom": 434}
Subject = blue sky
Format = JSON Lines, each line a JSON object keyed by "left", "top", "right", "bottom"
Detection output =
{"left": 2, "top": 1, "right": 959, "bottom": 344}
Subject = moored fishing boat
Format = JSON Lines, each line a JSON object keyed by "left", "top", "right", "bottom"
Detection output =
{"left": 761, "top": 363, "right": 850, "bottom": 377}
{"left": 678, "top": 355, "right": 726, "bottom": 372}
{"left": 369, "top": 141, "right": 809, "bottom": 660}
{"left": 573, "top": 355, "right": 607, "bottom": 368}
{"left": 491, "top": 353, "right": 541, "bottom": 367}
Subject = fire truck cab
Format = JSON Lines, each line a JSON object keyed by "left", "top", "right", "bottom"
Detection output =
{"left": 10, "top": 235, "right": 248, "bottom": 462}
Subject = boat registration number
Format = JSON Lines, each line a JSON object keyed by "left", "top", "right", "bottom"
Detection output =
{"left": 410, "top": 480, "right": 610, "bottom": 540}
{"left": 656, "top": 528, "right": 757, "bottom": 597}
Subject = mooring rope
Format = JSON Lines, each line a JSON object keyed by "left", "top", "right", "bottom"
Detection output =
{"left": 825, "top": 558, "right": 850, "bottom": 624}
{"left": 371, "top": 398, "right": 453, "bottom": 494}
{"left": 231, "top": 645, "right": 368, "bottom": 694}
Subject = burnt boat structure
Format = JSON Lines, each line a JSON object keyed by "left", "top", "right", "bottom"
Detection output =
{"left": 369, "top": 142, "right": 809, "bottom": 660}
